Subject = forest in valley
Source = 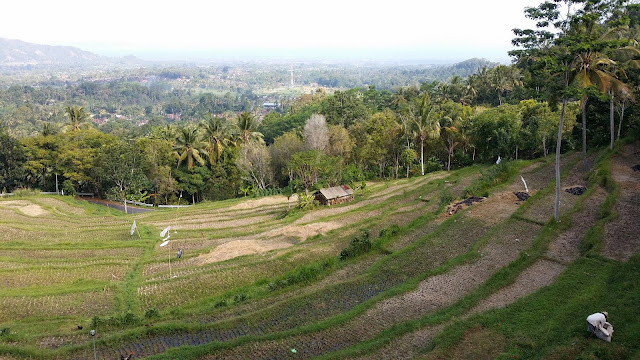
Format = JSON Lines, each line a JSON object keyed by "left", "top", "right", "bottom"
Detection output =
{"left": 1, "top": 1, "right": 639, "bottom": 210}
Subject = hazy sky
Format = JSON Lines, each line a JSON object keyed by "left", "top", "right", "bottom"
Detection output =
{"left": 0, "top": 0, "right": 541, "bottom": 62}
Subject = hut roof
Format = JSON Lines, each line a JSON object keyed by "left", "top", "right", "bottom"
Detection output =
{"left": 317, "top": 185, "right": 353, "bottom": 200}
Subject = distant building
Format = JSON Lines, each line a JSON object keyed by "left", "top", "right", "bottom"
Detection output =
{"left": 262, "top": 102, "right": 278, "bottom": 108}
{"left": 314, "top": 185, "right": 354, "bottom": 205}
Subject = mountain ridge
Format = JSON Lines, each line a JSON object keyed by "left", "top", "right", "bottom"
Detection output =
{"left": 0, "top": 37, "right": 146, "bottom": 67}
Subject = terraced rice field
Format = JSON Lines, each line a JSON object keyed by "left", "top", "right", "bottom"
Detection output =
{"left": 2, "top": 145, "right": 639, "bottom": 360}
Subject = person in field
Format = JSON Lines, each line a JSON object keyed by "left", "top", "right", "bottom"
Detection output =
{"left": 586, "top": 311, "right": 613, "bottom": 342}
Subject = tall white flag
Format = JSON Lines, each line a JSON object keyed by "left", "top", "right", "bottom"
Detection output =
{"left": 160, "top": 226, "right": 170, "bottom": 238}
{"left": 130, "top": 221, "right": 137, "bottom": 236}
{"left": 521, "top": 176, "right": 529, "bottom": 193}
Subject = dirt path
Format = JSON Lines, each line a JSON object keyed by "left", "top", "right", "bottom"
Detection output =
{"left": 468, "top": 259, "right": 565, "bottom": 315}
{"left": 603, "top": 142, "right": 640, "bottom": 261}
{"left": 546, "top": 186, "right": 607, "bottom": 263}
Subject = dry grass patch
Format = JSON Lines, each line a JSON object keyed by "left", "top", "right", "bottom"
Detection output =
{"left": 0, "top": 200, "right": 49, "bottom": 217}
{"left": 197, "top": 239, "right": 295, "bottom": 264}
{"left": 228, "top": 195, "right": 290, "bottom": 210}
{"left": 33, "top": 197, "right": 87, "bottom": 216}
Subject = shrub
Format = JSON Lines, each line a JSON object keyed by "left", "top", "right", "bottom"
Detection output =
{"left": 12, "top": 187, "right": 39, "bottom": 197}
{"left": 0, "top": 327, "right": 9, "bottom": 336}
{"left": 464, "top": 161, "right": 517, "bottom": 197}
{"left": 296, "top": 192, "right": 316, "bottom": 210}
{"left": 425, "top": 156, "right": 443, "bottom": 173}
{"left": 267, "top": 259, "right": 334, "bottom": 292}
{"left": 144, "top": 308, "right": 159, "bottom": 318}
{"left": 439, "top": 189, "right": 454, "bottom": 207}
{"left": 233, "top": 293, "right": 247, "bottom": 303}
{"left": 339, "top": 230, "right": 372, "bottom": 261}
{"left": 213, "top": 299, "right": 227, "bottom": 308}
{"left": 90, "top": 316, "right": 102, "bottom": 328}
{"left": 121, "top": 312, "right": 138, "bottom": 326}
{"left": 62, "top": 180, "right": 77, "bottom": 196}
{"left": 378, "top": 224, "right": 400, "bottom": 238}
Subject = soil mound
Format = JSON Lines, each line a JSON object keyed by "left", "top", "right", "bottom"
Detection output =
{"left": 446, "top": 196, "right": 485, "bottom": 215}
{"left": 565, "top": 186, "right": 587, "bottom": 195}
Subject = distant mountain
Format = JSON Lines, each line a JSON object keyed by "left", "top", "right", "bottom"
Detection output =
{"left": 424, "top": 58, "right": 500, "bottom": 81}
{"left": 0, "top": 37, "right": 144, "bottom": 68}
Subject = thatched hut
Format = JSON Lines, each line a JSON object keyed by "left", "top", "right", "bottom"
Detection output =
{"left": 314, "top": 185, "right": 354, "bottom": 205}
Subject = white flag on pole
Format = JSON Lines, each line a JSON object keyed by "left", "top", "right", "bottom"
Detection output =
{"left": 130, "top": 221, "right": 137, "bottom": 236}
{"left": 160, "top": 240, "right": 170, "bottom": 247}
{"left": 521, "top": 176, "right": 529, "bottom": 193}
{"left": 496, "top": 156, "right": 501, "bottom": 164}
{"left": 160, "top": 226, "right": 170, "bottom": 238}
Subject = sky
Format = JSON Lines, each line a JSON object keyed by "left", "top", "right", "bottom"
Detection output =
{"left": 0, "top": 0, "right": 542, "bottom": 62}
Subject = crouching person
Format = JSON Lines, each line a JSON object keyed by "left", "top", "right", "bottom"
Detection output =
{"left": 587, "top": 311, "right": 614, "bottom": 342}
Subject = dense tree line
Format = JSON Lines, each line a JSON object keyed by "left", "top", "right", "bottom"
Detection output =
{"left": 1, "top": 1, "right": 639, "bottom": 207}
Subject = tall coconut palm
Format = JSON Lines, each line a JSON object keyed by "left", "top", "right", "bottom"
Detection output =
{"left": 492, "top": 65, "right": 523, "bottom": 105}
{"left": 173, "top": 127, "right": 206, "bottom": 169}
{"left": 411, "top": 94, "right": 441, "bottom": 175}
{"left": 606, "top": 77, "right": 632, "bottom": 149}
{"left": 602, "top": 28, "right": 640, "bottom": 143}
{"left": 159, "top": 125, "right": 178, "bottom": 145}
{"left": 235, "top": 111, "right": 263, "bottom": 145}
{"left": 62, "top": 105, "right": 91, "bottom": 132}
{"left": 615, "top": 87, "right": 635, "bottom": 141}
{"left": 41, "top": 123, "right": 58, "bottom": 136}
{"left": 570, "top": 51, "right": 620, "bottom": 165}
{"left": 200, "top": 114, "right": 232, "bottom": 165}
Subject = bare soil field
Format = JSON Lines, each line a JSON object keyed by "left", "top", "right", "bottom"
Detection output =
{"left": 603, "top": 142, "right": 640, "bottom": 261}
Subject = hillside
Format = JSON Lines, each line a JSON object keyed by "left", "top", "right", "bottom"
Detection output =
{"left": 423, "top": 57, "right": 499, "bottom": 81}
{"left": 0, "top": 143, "right": 638, "bottom": 359}
{"left": 0, "top": 37, "right": 104, "bottom": 66}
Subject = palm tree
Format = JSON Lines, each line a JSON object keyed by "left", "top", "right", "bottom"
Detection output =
{"left": 235, "top": 111, "right": 263, "bottom": 145}
{"left": 606, "top": 77, "right": 632, "bottom": 149}
{"left": 173, "top": 127, "right": 206, "bottom": 169}
{"left": 159, "top": 125, "right": 178, "bottom": 145}
{"left": 41, "top": 123, "right": 58, "bottom": 136}
{"left": 602, "top": 28, "right": 640, "bottom": 144}
{"left": 615, "top": 87, "right": 635, "bottom": 141}
{"left": 492, "top": 65, "right": 522, "bottom": 105}
{"left": 411, "top": 94, "right": 441, "bottom": 175}
{"left": 463, "top": 76, "right": 478, "bottom": 105}
{"left": 200, "top": 114, "right": 232, "bottom": 165}
{"left": 570, "top": 51, "right": 621, "bottom": 164}
{"left": 61, "top": 105, "right": 91, "bottom": 132}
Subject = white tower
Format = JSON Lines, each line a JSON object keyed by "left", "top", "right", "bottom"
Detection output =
{"left": 290, "top": 65, "right": 294, "bottom": 87}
